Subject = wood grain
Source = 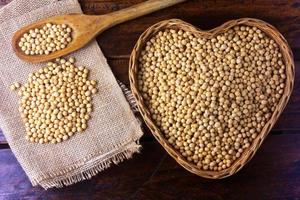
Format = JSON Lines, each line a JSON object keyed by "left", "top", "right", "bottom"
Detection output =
{"left": 0, "top": 134, "right": 299, "bottom": 200}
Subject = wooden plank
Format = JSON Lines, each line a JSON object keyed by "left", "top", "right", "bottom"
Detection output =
{"left": 133, "top": 134, "right": 300, "bottom": 200}
{"left": 0, "top": 134, "right": 299, "bottom": 199}
{"left": 2, "top": 1, "right": 296, "bottom": 57}
{"left": 78, "top": 0, "right": 300, "bottom": 59}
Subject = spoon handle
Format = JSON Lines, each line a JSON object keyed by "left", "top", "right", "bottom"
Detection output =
{"left": 102, "top": 0, "right": 186, "bottom": 29}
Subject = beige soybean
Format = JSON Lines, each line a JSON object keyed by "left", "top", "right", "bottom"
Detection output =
{"left": 10, "top": 82, "right": 21, "bottom": 91}
{"left": 137, "top": 26, "right": 286, "bottom": 171}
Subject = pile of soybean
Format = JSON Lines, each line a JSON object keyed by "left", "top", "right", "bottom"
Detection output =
{"left": 11, "top": 57, "right": 98, "bottom": 144}
{"left": 137, "top": 26, "right": 286, "bottom": 171}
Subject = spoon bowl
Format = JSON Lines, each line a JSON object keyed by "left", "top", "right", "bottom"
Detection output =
{"left": 12, "top": 14, "right": 108, "bottom": 63}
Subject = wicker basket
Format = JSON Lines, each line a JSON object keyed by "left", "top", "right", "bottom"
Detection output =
{"left": 129, "top": 18, "right": 294, "bottom": 179}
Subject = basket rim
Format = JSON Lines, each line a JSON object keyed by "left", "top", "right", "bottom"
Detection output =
{"left": 129, "top": 18, "right": 295, "bottom": 179}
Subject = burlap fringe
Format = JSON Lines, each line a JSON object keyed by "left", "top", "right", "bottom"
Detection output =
{"left": 30, "top": 82, "right": 142, "bottom": 189}
{"left": 118, "top": 81, "right": 139, "bottom": 112}
{"left": 34, "top": 141, "right": 141, "bottom": 189}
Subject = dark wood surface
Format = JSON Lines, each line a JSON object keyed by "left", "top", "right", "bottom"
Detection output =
{"left": 0, "top": 0, "right": 300, "bottom": 199}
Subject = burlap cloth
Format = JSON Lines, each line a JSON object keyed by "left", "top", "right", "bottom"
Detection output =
{"left": 0, "top": 0, "right": 143, "bottom": 189}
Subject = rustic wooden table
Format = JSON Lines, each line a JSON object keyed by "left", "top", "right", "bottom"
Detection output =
{"left": 1, "top": 0, "right": 300, "bottom": 199}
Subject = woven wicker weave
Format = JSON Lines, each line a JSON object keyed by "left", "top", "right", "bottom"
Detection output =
{"left": 129, "top": 18, "right": 294, "bottom": 179}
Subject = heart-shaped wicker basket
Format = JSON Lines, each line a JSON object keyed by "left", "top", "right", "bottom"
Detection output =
{"left": 129, "top": 18, "right": 295, "bottom": 179}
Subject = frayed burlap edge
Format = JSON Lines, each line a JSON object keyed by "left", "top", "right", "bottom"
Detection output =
{"left": 35, "top": 139, "right": 141, "bottom": 189}
{"left": 118, "top": 81, "right": 139, "bottom": 113}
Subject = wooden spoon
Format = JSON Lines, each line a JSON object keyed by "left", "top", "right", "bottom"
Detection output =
{"left": 12, "top": 0, "right": 186, "bottom": 63}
